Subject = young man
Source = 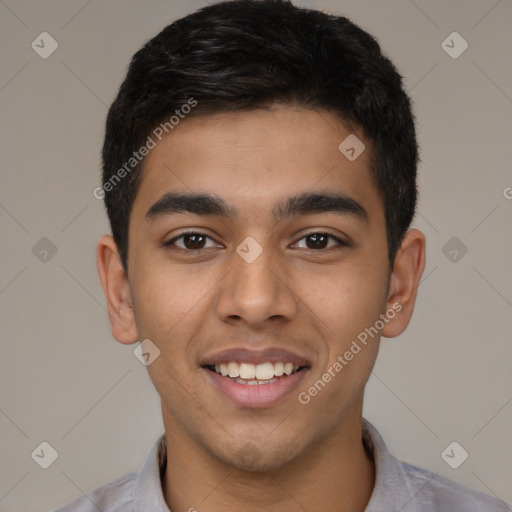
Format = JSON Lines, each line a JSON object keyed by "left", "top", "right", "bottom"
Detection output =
{"left": 57, "top": 0, "right": 510, "bottom": 510}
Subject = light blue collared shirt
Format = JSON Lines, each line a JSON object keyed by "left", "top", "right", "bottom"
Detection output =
{"left": 54, "top": 418, "right": 510, "bottom": 511}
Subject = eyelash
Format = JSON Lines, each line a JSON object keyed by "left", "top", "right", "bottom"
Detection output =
{"left": 163, "top": 231, "right": 347, "bottom": 252}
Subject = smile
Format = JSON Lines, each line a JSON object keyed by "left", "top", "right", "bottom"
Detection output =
{"left": 203, "top": 362, "right": 309, "bottom": 408}
{"left": 208, "top": 361, "right": 301, "bottom": 384}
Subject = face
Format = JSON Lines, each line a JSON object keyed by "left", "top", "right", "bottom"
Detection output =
{"left": 106, "top": 106, "right": 402, "bottom": 471}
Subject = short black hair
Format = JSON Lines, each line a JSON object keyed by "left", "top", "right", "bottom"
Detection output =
{"left": 101, "top": 0, "right": 418, "bottom": 272}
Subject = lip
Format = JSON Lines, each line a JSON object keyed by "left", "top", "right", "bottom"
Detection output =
{"left": 202, "top": 365, "right": 310, "bottom": 408}
{"left": 200, "top": 347, "right": 311, "bottom": 367}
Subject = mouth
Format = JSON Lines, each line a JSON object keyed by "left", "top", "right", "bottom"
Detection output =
{"left": 204, "top": 361, "right": 305, "bottom": 385}
{"left": 200, "top": 348, "right": 311, "bottom": 408}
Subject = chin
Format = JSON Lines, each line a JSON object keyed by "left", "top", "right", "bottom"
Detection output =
{"left": 217, "top": 439, "right": 305, "bottom": 473}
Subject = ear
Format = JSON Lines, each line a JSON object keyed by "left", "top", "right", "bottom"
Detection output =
{"left": 96, "top": 234, "right": 139, "bottom": 344}
{"left": 381, "top": 228, "right": 426, "bottom": 338}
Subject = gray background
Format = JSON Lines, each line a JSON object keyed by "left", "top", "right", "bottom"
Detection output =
{"left": 1, "top": 0, "right": 511, "bottom": 510}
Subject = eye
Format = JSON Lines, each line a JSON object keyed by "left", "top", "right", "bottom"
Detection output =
{"left": 293, "top": 232, "right": 347, "bottom": 250}
{"left": 163, "top": 231, "right": 347, "bottom": 252}
{"left": 164, "top": 232, "right": 220, "bottom": 251}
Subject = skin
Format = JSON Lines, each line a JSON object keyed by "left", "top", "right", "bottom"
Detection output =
{"left": 97, "top": 105, "right": 426, "bottom": 512}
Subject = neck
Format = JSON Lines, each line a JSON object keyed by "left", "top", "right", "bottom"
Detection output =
{"left": 162, "top": 408, "right": 375, "bottom": 512}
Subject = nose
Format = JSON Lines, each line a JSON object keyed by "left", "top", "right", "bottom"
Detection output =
{"left": 214, "top": 240, "right": 299, "bottom": 329}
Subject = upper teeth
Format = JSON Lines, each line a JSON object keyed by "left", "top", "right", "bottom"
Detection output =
{"left": 214, "top": 362, "right": 299, "bottom": 379}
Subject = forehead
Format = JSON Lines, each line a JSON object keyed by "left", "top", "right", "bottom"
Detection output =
{"left": 131, "top": 106, "right": 383, "bottom": 223}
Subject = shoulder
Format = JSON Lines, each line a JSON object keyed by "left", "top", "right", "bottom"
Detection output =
{"left": 362, "top": 419, "right": 510, "bottom": 512}
{"left": 53, "top": 471, "right": 137, "bottom": 512}
{"left": 399, "top": 460, "right": 511, "bottom": 511}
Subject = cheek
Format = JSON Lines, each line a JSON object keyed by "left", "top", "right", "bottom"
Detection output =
{"left": 302, "top": 262, "right": 388, "bottom": 342}
{"left": 132, "top": 265, "right": 204, "bottom": 330}
{"left": 130, "top": 267, "right": 215, "bottom": 375}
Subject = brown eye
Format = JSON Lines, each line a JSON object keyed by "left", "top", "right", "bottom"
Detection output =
{"left": 294, "top": 233, "right": 346, "bottom": 250}
{"left": 164, "top": 232, "right": 217, "bottom": 251}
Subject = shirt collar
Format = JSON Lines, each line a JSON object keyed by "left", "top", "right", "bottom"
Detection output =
{"left": 362, "top": 418, "right": 422, "bottom": 511}
{"left": 134, "top": 431, "right": 169, "bottom": 510}
{"left": 133, "top": 418, "right": 419, "bottom": 511}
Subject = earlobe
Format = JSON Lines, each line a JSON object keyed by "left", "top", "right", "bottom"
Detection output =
{"left": 381, "top": 229, "right": 426, "bottom": 339}
{"left": 96, "top": 234, "right": 139, "bottom": 344}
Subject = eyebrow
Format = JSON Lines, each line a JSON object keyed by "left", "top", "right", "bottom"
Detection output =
{"left": 145, "top": 190, "right": 369, "bottom": 223}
